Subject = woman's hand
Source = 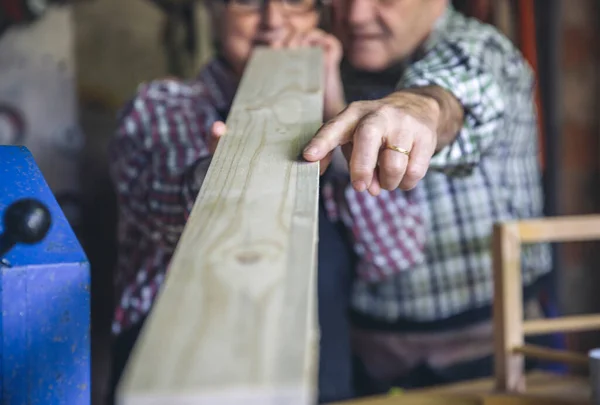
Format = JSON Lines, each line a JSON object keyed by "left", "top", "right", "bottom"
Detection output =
{"left": 207, "top": 121, "right": 226, "bottom": 154}
{"left": 274, "top": 28, "right": 346, "bottom": 121}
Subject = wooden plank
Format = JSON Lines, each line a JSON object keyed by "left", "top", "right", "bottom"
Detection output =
{"left": 116, "top": 47, "right": 323, "bottom": 405}
{"left": 512, "top": 345, "right": 588, "bottom": 368}
{"left": 513, "top": 215, "right": 600, "bottom": 243}
{"left": 523, "top": 314, "right": 600, "bottom": 336}
{"left": 492, "top": 222, "right": 525, "bottom": 393}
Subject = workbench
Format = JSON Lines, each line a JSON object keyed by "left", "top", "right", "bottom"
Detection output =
{"left": 333, "top": 371, "right": 591, "bottom": 405}
{"left": 0, "top": 145, "right": 90, "bottom": 404}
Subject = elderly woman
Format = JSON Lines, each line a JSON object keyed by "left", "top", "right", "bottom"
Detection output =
{"left": 107, "top": 0, "right": 354, "bottom": 403}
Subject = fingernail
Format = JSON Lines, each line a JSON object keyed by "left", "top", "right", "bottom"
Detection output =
{"left": 304, "top": 146, "right": 318, "bottom": 156}
{"left": 352, "top": 181, "right": 366, "bottom": 192}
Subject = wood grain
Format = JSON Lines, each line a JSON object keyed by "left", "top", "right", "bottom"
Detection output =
{"left": 515, "top": 215, "right": 600, "bottom": 243}
{"left": 492, "top": 222, "right": 525, "bottom": 393}
{"left": 523, "top": 314, "right": 600, "bottom": 336}
{"left": 512, "top": 345, "right": 588, "bottom": 368}
{"left": 116, "top": 47, "right": 323, "bottom": 405}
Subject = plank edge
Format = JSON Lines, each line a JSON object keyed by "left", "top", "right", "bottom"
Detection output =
{"left": 117, "top": 386, "right": 313, "bottom": 405}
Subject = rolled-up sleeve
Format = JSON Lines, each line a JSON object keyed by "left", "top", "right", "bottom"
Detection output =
{"left": 397, "top": 36, "right": 515, "bottom": 175}
{"left": 108, "top": 79, "right": 218, "bottom": 248}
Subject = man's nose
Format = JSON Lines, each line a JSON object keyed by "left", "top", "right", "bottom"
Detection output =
{"left": 348, "top": 0, "right": 375, "bottom": 26}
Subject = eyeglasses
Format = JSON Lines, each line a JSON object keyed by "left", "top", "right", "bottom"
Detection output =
{"left": 224, "top": 0, "right": 318, "bottom": 14}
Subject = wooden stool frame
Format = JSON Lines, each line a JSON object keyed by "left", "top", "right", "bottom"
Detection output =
{"left": 493, "top": 214, "right": 600, "bottom": 393}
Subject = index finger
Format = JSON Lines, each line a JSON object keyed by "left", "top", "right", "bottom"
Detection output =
{"left": 349, "top": 113, "right": 385, "bottom": 190}
{"left": 303, "top": 104, "right": 362, "bottom": 162}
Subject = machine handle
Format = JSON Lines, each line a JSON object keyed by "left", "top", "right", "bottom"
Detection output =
{"left": 0, "top": 198, "right": 52, "bottom": 261}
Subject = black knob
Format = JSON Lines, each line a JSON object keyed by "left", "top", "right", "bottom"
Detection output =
{"left": 3, "top": 198, "right": 52, "bottom": 245}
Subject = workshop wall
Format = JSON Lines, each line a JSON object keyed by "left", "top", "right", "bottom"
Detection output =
{"left": 72, "top": 0, "right": 170, "bottom": 312}
{"left": 74, "top": 0, "right": 213, "bottom": 112}
{"left": 558, "top": 0, "right": 600, "bottom": 350}
{"left": 75, "top": 0, "right": 168, "bottom": 111}
{"left": 0, "top": 7, "right": 84, "bottom": 228}
{"left": 560, "top": 2, "right": 599, "bottom": 218}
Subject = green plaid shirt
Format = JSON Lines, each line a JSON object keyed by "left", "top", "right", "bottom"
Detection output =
{"left": 329, "top": 6, "right": 552, "bottom": 330}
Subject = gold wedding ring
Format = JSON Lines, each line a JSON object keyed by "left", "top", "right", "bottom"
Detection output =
{"left": 385, "top": 144, "right": 411, "bottom": 156}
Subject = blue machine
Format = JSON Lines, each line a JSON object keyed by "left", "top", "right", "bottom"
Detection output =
{"left": 0, "top": 146, "right": 90, "bottom": 404}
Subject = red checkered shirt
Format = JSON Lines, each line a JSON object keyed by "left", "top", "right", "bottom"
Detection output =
{"left": 108, "top": 59, "right": 239, "bottom": 334}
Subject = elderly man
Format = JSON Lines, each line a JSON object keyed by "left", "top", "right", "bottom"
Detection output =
{"left": 208, "top": 0, "right": 552, "bottom": 395}
{"left": 297, "top": 0, "right": 552, "bottom": 395}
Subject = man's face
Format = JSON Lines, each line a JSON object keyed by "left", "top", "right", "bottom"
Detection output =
{"left": 331, "top": 0, "right": 447, "bottom": 71}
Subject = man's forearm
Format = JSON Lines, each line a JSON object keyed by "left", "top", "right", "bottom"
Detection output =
{"left": 402, "top": 85, "right": 464, "bottom": 152}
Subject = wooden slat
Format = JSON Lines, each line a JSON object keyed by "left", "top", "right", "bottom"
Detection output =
{"left": 335, "top": 393, "right": 589, "bottom": 405}
{"left": 512, "top": 345, "right": 588, "bottom": 368}
{"left": 514, "top": 215, "right": 600, "bottom": 243}
{"left": 330, "top": 392, "right": 482, "bottom": 405}
{"left": 332, "top": 372, "right": 591, "bottom": 405}
{"left": 116, "top": 47, "right": 323, "bottom": 405}
{"left": 482, "top": 396, "right": 591, "bottom": 405}
{"left": 413, "top": 371, "right": 590, "bottom": 400}
{"left": 493, "top": 223, "right": 526, "bottom": 393}
{"left": 523, "top": 314, "right": 600, "bottom": 336}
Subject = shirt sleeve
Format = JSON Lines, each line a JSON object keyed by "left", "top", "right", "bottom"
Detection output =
{"left": 108, "top": 79, "right": 218, "bottom": 249}
{"left": 397, "top": 33, "right": 528, "bottom": 175}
